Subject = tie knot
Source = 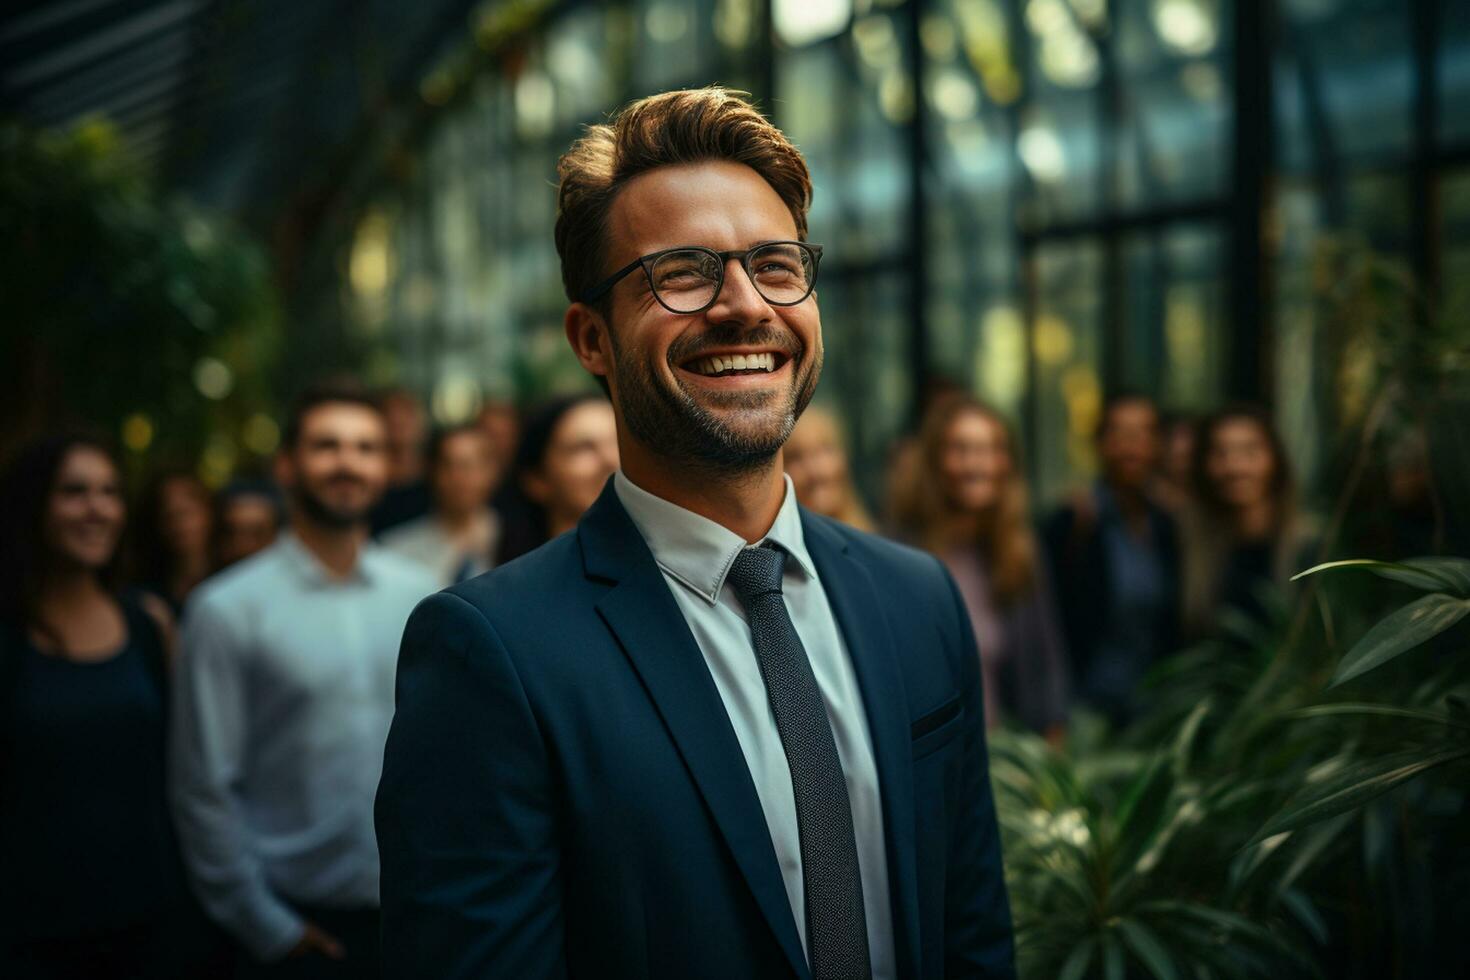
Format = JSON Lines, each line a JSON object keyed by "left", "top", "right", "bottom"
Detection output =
{"left": 726, "top": 545, "right": 786, "bottom": 601}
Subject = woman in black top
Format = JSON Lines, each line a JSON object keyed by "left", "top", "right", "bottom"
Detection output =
{"left": 1180, "top": 406, "right": 1315, "bottom": 637}
{"left": 0, "top": 435, "right": 209, "bottom": 978}
{"left": 493, "top": 395, "right": 618, "bottom": 565}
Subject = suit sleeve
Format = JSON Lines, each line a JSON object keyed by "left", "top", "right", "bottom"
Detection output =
{"left": 376, "top": 591, "right": 567, "bottom": 980}
{"left": 937, "top": 561, "right": 1018, "bottom": 979}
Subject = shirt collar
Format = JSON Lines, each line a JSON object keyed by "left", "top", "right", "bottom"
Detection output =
{"left": 613, "top": 470, "right": 817, "bottom": 606}
{"left": 275, "top": 531, "right": 378, "bottom": 588}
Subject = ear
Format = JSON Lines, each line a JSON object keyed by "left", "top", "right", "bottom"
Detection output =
{"left": 564, "top": 303, "right": 612, "bottom": 387}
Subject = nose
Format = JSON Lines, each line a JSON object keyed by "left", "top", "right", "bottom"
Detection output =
{"left": 702, "top": 257, "right": 772, "bottom": 325}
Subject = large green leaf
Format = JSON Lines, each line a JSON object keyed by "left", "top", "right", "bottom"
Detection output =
{"left": 1404, "top": 558, "right": 1470, "bottom": 595}
{"left": 1290, "top": 702, "right": 1470, "bottom": 731}
{"left": 1331, "top": 593, "right": 1470, "bottom": 686}
{"left": 1101, "top": 931, "right": 1125, "bottom": 980}
{"left": 1117, "top": 918, "right": 1179, "bottom": 980}
{"left": 1253, "top": 744, "right": 1470, "bottom": 842}
{"left": 1291, "top": 558, "right": 1467, "bottom": 594}
{"left": 1055, "top": 937, "right": 1097, "bottom": 980}
{"left": 1279, "top": 888, "right": 1328, "bottom": 946}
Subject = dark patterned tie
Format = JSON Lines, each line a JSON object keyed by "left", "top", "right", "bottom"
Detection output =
{"left": 726, "top": 545, "right": 872, "bottom": 980}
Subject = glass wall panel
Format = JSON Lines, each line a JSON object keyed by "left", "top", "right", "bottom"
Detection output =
{"left": 925, "top": 0, "right": 1023, "bottom": 412}
{"left": 813, "top": 270, "right": 914, "bottom": 507}
{"left": 1016, "top": 0, "right": 1104, "bottom": 225}
{"left": 1030, "top": 239, "right": 1104, "bottom": 505}
{"left": 1115, "top": 0, "right": 1231, "bottom": 207}
{"left": 1120, "top": 224, "right": 1226, "bottom": 410}
{"left": 1442, "top": 169, "right": 1470, "bottom": 324}
{"left": 1441, "top": 0, "right": 1470, "bottom": 144}
{"left": 1280, "top": 0, "right": 1413, "bottom": 165}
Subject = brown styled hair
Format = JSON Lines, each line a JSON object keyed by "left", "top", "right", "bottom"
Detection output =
{"left": 281, "top": 380, "right": 384, "bottom": 451}
{"left": 889, "top": 394, "right": 1038, "bottom": 606}
{"left": 554, "top": 87, "right": 814, "bottom": 305}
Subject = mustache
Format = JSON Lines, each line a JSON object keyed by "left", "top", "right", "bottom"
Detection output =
{"left": 667, "top": 324, "right": 802, "bottom": 366}
{"left": 319, "top": 472, "right": 368, "bottom": 488}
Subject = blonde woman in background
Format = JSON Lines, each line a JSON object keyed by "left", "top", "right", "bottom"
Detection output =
{"left": 891, "top": 393, "right": 1070, "bottom": 736}
{"left": 782, "top": 404, "right": 874, "bottom": 531}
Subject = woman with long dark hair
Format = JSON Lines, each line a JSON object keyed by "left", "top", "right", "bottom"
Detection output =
{"left": 1181, "top": 405, "right": 1315, "bottom": 636}
{"left": 494, "top": 395, "right": 618, "bottom": 565}
{"left": 889, "top": 394, "right": 1070, "bottom": 736}
{"left": 0, "top": 435, "right": 207, "bottom": 978}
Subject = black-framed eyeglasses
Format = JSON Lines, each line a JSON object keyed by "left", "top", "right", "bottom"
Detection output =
{"left": 579, "top": 240, "right": 824, "bottom": 315}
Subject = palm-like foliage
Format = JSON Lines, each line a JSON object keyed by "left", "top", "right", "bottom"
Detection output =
{"left": 992, "top": 557, "right": 1470, "bottom": 978}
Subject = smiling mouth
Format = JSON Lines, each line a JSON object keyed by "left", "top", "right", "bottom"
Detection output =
{"left": 682, "top": 352, "right": 788, "bottom": 378}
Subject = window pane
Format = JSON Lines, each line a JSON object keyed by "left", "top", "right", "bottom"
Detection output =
{"left": 1030, "top": 239, "right": 1104, "bottom": 504}
{"left": 1279, "top": 0, "right": 1413, "bottom": 166}
{"left": 1440, "top": 0, "right": 1470, "bottom": 145}
{"left": 812, "top": 271, "right": 914, "bottom": 507}
{"left": 1115, "top": 0, "right": 1231, "bottom": 207}
{"left": 779, "top": 34, "right": 911, "bottom": 263}
{"left": 1121, "top": 224, "right": 1227, "bottom": 410}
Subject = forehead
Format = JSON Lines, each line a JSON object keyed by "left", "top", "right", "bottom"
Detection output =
{"left": 439, "top": 429, "right": 489, "bottom": 456}
{"left": 299, "top": 402, "right": 385, "bottom": 439}
{"left": 553, "top": 402, "right": 614, "bottom": 441}
{"left": 1214, "top": 418, "right": 1267, "bottom": 446}
{"left": 1107, "top": 400, "right": 1158, "bottom": 429}
{"left": 950, "top": 409, "right": 1002, "bottom": 439}
{"left": 606, "top": 160, "right": 800, "bottom": 259}
{"left": 58, "top": 446, "right": 116, "bottom": 482}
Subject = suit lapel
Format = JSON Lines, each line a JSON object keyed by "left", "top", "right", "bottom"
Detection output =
{"left": 802, "top": 511, "right": 923, "bottom": 980}
{"left": 579, "top": 484, "right": 811, "bottom": 980}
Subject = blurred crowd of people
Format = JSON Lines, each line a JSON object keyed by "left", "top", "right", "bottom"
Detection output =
{"left": 0, "top": 378, "right": 1429, "bottom": 977}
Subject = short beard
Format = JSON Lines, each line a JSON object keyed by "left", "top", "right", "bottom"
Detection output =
{"left": 292, "top": 483, "right": 370, "bottom": 531}
{"left": 609, "top": 322, "right": 821, "bottom": 477}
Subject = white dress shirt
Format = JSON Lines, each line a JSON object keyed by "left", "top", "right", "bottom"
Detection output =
{"left": 614, "top": 471, "right": 895, "bottom": 980}
{"left": 169, "top": 534, "right": 438, "bottom": 960}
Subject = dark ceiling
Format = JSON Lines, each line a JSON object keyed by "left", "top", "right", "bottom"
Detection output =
{"left": 1, "top": 0, "right": 481, "bottom": 220}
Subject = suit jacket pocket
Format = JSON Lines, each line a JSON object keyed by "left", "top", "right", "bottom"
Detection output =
{"left": 910, "top": 694, "right": 964, "bottom": 760}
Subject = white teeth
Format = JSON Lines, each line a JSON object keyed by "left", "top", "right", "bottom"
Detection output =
{"left": 691, "top": 353, "right": 779, "bottom": 375}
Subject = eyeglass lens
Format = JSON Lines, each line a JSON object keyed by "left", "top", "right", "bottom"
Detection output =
{"left": 648, "top": 243, "right": 815, "bottom": 313}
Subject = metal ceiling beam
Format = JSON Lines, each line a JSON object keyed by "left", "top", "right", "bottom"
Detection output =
{"left": 26, "top": 35, "right": 189, "bottom": 117}
{"left": 32, "top": 58, "right": 183, "bottom": 123}
{"left": 3, "top": 0, "right": 200, "bottom": 90}
{"left": 0, "top": 0, "right": 130, "bottom": 44}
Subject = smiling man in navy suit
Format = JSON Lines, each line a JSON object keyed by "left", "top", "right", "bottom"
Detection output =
{"left": 375, "top": 87, "right": 1016, "bottom": 980}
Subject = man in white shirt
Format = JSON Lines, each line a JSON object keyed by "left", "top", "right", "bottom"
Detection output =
{"left": 172, "top": 384, "right": 436, "bottom": 977}
{"left": 376, "top": 88, "right": 1015, "bottom": 980}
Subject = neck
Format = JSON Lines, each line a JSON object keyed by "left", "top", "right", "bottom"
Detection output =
{"left": 1107, "top": 479, "right": 1148, "bottom": 513}
{"left": 1234, "top": 499, "right": 1275, "bottom": 540}
{"left": 291, "top": 516, "right": 364, "bottom": 579}
{"left": 944, "top": 508, "right": 990, "bottom": 547}
{"left": 173, "top": 550, "right": 211, "bottom": 587}
{"left": 620, "top": 440, "right": 787, "bottom": 543}
{"left": 437, "top": 506, "right": 480, "bottom": 535}
{"left": 546, "top": 510, "right": 580, "bottom": 539}
{"left": 40, "top": 566, "right": 102, "bottom": 606}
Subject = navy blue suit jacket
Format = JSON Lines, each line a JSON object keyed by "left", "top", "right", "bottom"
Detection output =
{"left": 376, "top": 481, "right": 1015, "bottom": 979}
